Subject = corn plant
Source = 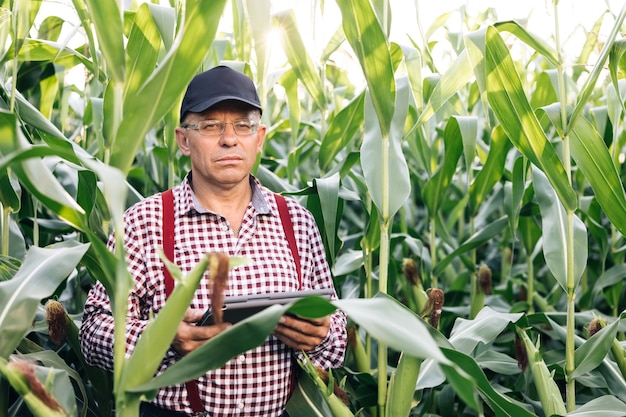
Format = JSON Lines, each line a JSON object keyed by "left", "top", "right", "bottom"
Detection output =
{"left": 2, "top": 0, "right": 626, "bottom": 416}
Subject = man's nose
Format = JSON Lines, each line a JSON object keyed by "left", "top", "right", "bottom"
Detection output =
{"left": 219, "top": 123, "right": 238, "bottom": 146}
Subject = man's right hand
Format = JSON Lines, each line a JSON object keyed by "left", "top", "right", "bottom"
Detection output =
{"left": 170, "top": 308, "right": 232, "bottom": 355}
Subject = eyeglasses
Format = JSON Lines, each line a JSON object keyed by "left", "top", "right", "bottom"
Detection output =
{"left": 182, "top": 119, "right": 259, "bottom": 136}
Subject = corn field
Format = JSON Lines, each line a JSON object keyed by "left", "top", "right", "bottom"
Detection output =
{"left": 2, "top": 0, "right": 626, "bottom": 416}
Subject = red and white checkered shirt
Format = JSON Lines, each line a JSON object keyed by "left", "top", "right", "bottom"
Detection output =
{"left": 79, "top": 175, "right": 347, "bottom": 416}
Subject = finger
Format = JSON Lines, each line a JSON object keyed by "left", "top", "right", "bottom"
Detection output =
{"left": 172, "top": 322, "right": 231, "bottom": 355}
{"left": 274, "top": 317, "right": 329, "bottom": 351}
{"left": 280, "top": 314, "right": 330, "bottom": 330}
{"left": 183, "top": 308, "right": 205, "bottom": 323}
{"left": 276, "top": 321, "right": 327, "bottom": 340}
{"left": 274, "top": 327, "right": 320, "bottom": 351}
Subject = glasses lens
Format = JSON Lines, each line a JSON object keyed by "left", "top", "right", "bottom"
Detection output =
{"left": 233, "top": 120, "right": 257, "bottom": 135}
{"left": 192, "top": 119, "right": 258, "bottom": 136}
{"left": 197, "top": 120, "right": 224, "bottom": 136}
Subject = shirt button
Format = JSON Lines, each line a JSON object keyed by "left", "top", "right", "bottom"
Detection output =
{"left": 237, "top": 401, "right": 245, "bottom": 410}
{"left": 222, "top": 225, "right": 229, "bottom": 231}
{"left": 237, "top": 354, "right": 245, "bottom": 363}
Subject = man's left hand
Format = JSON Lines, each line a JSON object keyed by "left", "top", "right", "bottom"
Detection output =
{"left": 274, "top": 315, "right": 330, "bottom": 351}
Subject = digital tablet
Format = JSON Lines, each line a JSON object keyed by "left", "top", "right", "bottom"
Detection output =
{"left": 196, "top": 288, "right": 334, "bottom": 326}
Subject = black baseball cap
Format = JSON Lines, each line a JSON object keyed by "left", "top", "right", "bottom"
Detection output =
{"left": 180, "top": 65, "right": 262, "bottom": 122}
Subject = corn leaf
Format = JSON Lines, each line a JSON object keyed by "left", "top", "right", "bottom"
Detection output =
{"left": 571, "top": 311, "right": 626, "bottom": 379}
{"left": 110, "top": 0, "right": 228, "bottom": 174}
{"left": 532, "top": 167, "right": 587, "bottom": 292}
{"left": 465, "top": 26, "right": 577, "bottom": 211}
{"left": 423, "top": 116, "right": 464, "bottom": 216}
{"left": 361, "top": 77, "right": 410, "bottom": 220}
{"left": 549, "top": 104, "right": 626, "bottom": 236}
{"left": 0, "top": 242, "right": 89, "bottom": 358}
{"left": 336, "top": 0, "right": 395, "bottom": 138}
{"left": 272, "top": 9, "right": 325, "bottom": 111}
{"left": 83, "top": 0, "right": 124, "bottom": 83}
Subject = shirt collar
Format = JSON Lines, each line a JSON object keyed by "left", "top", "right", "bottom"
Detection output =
{"left": 180, "top": 174, "right": 271, "bottom": 216}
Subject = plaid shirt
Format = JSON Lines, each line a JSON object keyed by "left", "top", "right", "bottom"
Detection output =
{"left": 80, "top": 175, "right": 347, "bottom": 416}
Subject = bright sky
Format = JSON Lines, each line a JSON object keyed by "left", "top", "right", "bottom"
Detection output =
{"left": 43, "top": 0, "right": 625, "bottom": 87}
{"left": 264, "top": 0, "right": 625, "bottom": 86}
{"left": 289, "top": 0, "right": 624, "bottom": 63}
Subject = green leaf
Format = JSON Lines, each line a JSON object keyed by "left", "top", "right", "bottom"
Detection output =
{"left": 418, "top": 307, "right": 523, "bottom": 390}
{"left": 0, "top": 255, "right": 20, "bottom": 282}
{"left": 120, "top": 255, "right": 212, "bottom": 390}
{"left": 8, "top": 39, "right": 95, "bottom": 75}
{"left": 312, "top": 174, "right": 340, "bottom": 265}
{"left": 123, "top": 3, "right": 162, "bottom": 101}
{"left": 83, "top": 0, "right": 125, "bottom": 83}
{"left": 569, "top": 4, "right": 626, "bottom": 133}
{"left": 110, "top": 0, "right": 228, "bottom": 175}
{"left": 504, "top": 155, "right": 527, "bottom": 236}
{"left": 433, "top": 216, "right": 508, "bottom": 277}
{"left": 272, "top": 9, "right": 325, "bottom": 111}
{"left": 566, "top": 395, "right": 626, "bottom": 416}
{"left": 12, "top": 0, "right": 42, "bottom": 55}
{"left": 361, "top": 77, "right": 410, "bottom": 221}
{"left": 319, "top": 92, "right": 365, "bottom": 170}
{"left": 340, "top": 293, "right": 447, "bottom": 362}
{"left": 145, "top": 3, "right": 176, "bottom": 51}
{"left": 606, "top": 79, "right": 626, "bottom": 142}
{"left": 245, "top": 0, "right": 271, "bottom": 85}
{"left": 494, "top": 20, "right": 559, "bottom": 67}
{"left": 336, "top": 0, "right": 395, "bottom": 137}
{"left": 0, "top": 170, "right": 20, "bottom": 212}
{"left": 3, "top": 84, "right": 66, "bottom": 139}
{"left": 571, "top": 312, "right": 626, "bottom": 379}
{"left": 0, "top": 243, "right": 89, "bottom": 358}
{"left": 441, "top": 349, "right": 536, "bottom": 417}
{"left": 286, "top": 368, "right": 338, "bottom": 417}
{"left": 459, "top": 116, "right": 478, "bottom": 178}
{"left": 465, "top": 26, "right": 577, "bottom": 211}
{"left": 469, "top": 125, "right": 511, "bottom": 215}
{"left": 538, "top": 104, "right": 626, "bottom": 236}
{"left": 417, "top": 50, "right": 474, "bottom": 126}
{"left": 423, "top": 116, "right": 464, "bottom": 216}
{"left": 608, "top": 40, "right": 626, "bottom": 116}
{"left": 532, "top": 167, "right": 587, "bottom": 292}
{"left": 0, "top": 112, "right": 87, "bottom": 230}
{"left": 449, "top": 307, "right": 524, "bottom": 353}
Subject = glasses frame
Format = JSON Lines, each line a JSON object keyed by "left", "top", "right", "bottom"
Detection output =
{"left": 181, "top": 118, "right": 259, "bottom": 137}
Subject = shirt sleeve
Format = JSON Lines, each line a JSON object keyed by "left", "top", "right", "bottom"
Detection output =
{"left": 79, "top": 218, "right": 151, "bottom": 371}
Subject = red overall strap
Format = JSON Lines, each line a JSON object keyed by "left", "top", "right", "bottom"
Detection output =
{"left": 162, "top": 189, "right": 175, "bottom": 296}
{"left": 274, "top": 193, "right": 303, "bottom": 401}
{"left": 160, "top": 190, "right": 205, "bottom": 414}
{"left": 274, "top": 194, "right": 302, "bottom": 290}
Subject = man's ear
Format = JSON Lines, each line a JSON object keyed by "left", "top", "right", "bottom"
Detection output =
{"left": 175, "top": 128, "right": 191, "bottom": 156}
{"left": 256, "top": 124, "right": 267, "bottom": 152}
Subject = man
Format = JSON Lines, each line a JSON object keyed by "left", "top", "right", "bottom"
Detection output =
{"left": 80, "top": 65, "right": 347, "bottom": 417}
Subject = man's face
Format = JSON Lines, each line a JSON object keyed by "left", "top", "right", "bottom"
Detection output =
{"left": 175, "top": 102, "right": 266, "bottom": 192}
